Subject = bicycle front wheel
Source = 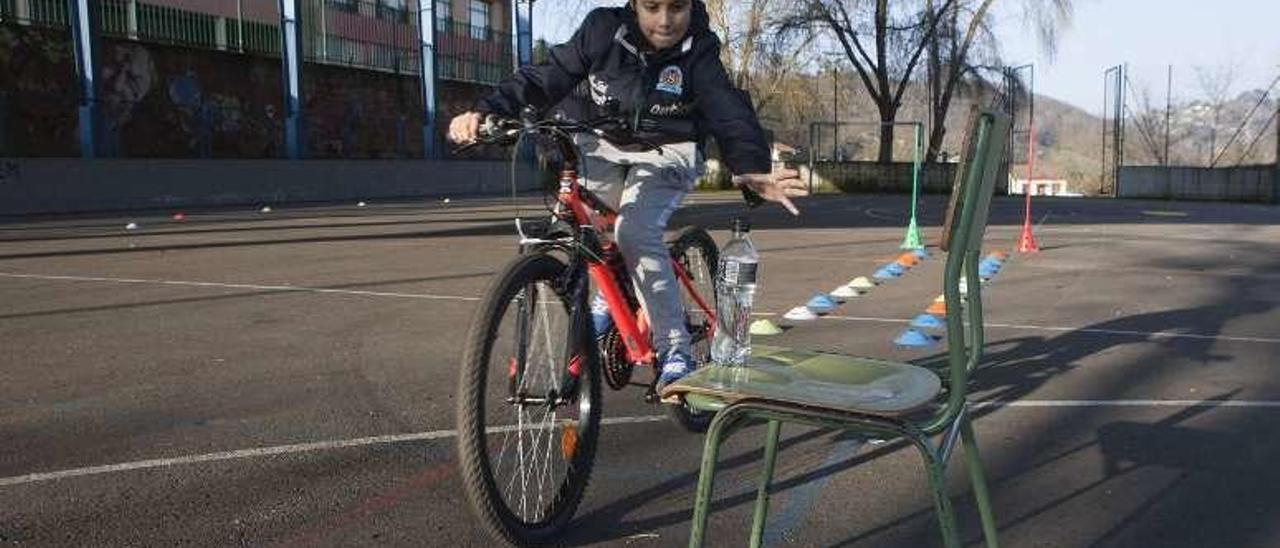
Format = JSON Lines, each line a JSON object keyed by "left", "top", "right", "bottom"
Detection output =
{"left": 457, "top": 253, "right": 602, "bottom": 547}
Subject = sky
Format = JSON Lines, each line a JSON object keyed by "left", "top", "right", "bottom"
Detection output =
{"left": 533, "top": 0, "right": 1280, "bottom": 115}
{"left": 993, "top": 0, "right": 1280, "bottom": 114}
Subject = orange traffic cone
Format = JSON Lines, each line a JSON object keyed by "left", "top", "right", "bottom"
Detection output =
{"left": 926, "top": 299, "right": 947, "bottom": 315}
{"left": 1017, "top": 219, "right": 1040, "bottom": 253}
{"left": 895, "top": 253, "right": 920, "bottom": 267}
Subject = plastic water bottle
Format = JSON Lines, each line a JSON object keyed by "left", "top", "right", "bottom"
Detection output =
{"left": 711, "top": 218, "right": 758, "bottom": 367}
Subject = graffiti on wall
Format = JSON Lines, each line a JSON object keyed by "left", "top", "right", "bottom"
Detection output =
{"left": 4, "top": 24, "right": 495, "bottom": 158}
{"left": 0, "top": 160, "right": 18, "bottom": 184}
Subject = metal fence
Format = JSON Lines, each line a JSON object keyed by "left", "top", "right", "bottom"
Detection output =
{"left": 0, "top": 0, "right": 511, "bottom": 83}
{"left": 0, "top": 0, "right": 69, "bottom": 27}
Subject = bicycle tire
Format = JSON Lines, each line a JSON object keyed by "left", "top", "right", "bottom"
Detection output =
{"left": 664, "top": 226, "right": 719, "bottom": 433}
{"left": 457, "top": 252, "right": 602, "bottom": 547}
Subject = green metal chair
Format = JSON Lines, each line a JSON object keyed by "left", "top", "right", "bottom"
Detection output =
{"left": 661, "top": 108, "right": 1011, "bottom": 548}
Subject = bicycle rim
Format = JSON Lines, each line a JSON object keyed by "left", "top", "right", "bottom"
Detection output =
{"left": 666, "top": 227, "right": 719, "bottom": 433}
{"left": 459, "top": 254, "right": 601, "bottom": 546}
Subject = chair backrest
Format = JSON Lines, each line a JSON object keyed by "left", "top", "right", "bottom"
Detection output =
{"left": 938, "top": 106, "right": 980, "bottom": 253}
{"left": 933, "top": 108, "right": 1010, "bottom": 427}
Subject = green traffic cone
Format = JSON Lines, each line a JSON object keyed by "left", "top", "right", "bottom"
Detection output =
{"left": 900, "top": 218, "right": 923, "bottom": 250}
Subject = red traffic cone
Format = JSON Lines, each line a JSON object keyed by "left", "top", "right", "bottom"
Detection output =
{"left": 1017, "top": 219, "right": 1040, "bottom": 253}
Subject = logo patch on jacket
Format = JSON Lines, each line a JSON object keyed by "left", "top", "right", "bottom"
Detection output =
{"left": 656, "top": 66, "right": 683, "bottom": 95}
{"left": 588, "top": 74, "right": 611, "bottom": 106}
{"left": 650, "top": 102, "right": 690, "bottom": 117}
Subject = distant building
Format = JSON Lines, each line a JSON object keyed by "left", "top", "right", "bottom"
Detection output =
{"left": 0, "top": 0, "right": 520, "bottom": 157}
{"left": 4, "top": 0, "right": 512, "bottom": 85}
{"left": 1008, "top": 177, "right": 1082, "bottom": 197}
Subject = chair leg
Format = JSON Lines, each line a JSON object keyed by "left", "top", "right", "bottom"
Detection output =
{"left": 961, "top": 415, "right": 1000, "bottom": 548}
{"left": 917, "top": 439, "right": 962, "bottom": 548}
{"left": 749, "top": 420, "right": 782, "bottom": 548}
{"left": 689, "top": 410, "right": 741, "bottom": 548}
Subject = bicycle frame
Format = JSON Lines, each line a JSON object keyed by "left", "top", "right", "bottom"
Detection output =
{"left": 547, "top": 148, "right": 716, "bottom": 370}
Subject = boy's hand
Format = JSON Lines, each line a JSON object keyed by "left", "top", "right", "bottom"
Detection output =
{"left": 733, "top": 167, "right": 808, "bottom": 216}
{"left": 448, "top": 111, "right": 483, "bottom": 144}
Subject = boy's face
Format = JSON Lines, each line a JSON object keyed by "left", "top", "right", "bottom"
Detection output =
{"left": 632, "top": 0, "right": 692, "bottom": 50}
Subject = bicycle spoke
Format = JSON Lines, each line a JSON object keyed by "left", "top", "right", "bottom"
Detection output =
{"left": 481, "top": 277, "right": 581, "bottom": 525}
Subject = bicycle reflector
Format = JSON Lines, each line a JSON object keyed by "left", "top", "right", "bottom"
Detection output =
{"left": 561, "top": 422, "right": 579, "bottom": 460}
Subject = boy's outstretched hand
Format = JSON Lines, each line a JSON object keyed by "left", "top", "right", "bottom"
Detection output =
{"left": 448, "top": 111, "right": 483, "bottom": 145}
{"left": 733, "top": 166, "right": 808, "bottom": 216}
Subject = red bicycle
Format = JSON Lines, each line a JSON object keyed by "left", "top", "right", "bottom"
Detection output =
{"left": 455, "top": 113, "right": 724, "bottom": 546}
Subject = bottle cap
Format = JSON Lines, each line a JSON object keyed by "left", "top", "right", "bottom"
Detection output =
{"left": 731, "top": 217, "right": 751, "bottom": 233}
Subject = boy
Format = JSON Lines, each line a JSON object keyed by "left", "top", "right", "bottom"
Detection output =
{"left": 447, "top": 0, "right": 806, "bottom": 387}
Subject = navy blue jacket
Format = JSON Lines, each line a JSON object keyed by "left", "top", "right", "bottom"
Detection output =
{"left": 475, "top": 2, "right": 771, "bottom": 175}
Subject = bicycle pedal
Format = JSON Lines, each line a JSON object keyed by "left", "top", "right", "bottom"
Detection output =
{"left": 643, "top": 387, "right": 660, "bottom": 404}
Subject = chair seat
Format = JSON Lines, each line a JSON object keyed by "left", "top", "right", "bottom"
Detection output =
{"left": 661, "top": 345, "right": 942, "bottom": 417}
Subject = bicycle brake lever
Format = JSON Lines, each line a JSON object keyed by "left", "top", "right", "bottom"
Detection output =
{"left": 453, "top": 141, "right": 482, "bottom": 155}
{"left": 740, "top": 186, "right": 765, "bottom": 208}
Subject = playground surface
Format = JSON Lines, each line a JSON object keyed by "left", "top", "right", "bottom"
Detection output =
{"left": 3, "top": 193, "right": 1280, "bottom": 547}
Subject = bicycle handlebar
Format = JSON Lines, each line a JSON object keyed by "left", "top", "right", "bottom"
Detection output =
{"left": 458, "top": 112, "right": 666, "bottom": 155}
{"left": 454, "top": 109, "right": 765, "bottom": 208}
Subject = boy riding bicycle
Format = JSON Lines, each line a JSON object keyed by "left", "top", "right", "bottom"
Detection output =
{"left": 447, "top": 0, "right": 806, "bottom": 388}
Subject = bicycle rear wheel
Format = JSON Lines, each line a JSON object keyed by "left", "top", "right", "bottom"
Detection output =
{"left": 665, "top": 226, "right": 719, "bottom": 433}
{"left": 457, "top": 253, "right": 602, "bottom": 547}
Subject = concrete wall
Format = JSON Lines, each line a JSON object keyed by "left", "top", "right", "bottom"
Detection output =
{"left": 1117, "top": 165, "right": 1278, "bottom": 203}
{"left": 0, "top": 158, "right": 537, "bottom": 215}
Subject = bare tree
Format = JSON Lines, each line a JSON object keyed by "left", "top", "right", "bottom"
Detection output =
{"left": 1126, "top": 77, "right": 1178, "bottom": 166}
{"left": 777, "top": 0, "right": 957, "bottom": 163}
{"left": 1194, "top": 63, "right": 1238, "bottom": 166}
{"left": 705, "top": 0, "right": 817, "bottom": 113}
{"left": 923, "top": 0, "right": 1073, "bottom": 163}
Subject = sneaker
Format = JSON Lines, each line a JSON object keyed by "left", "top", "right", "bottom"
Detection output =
{"left": 656, "top": 352, "right": 696, "bottom": 391}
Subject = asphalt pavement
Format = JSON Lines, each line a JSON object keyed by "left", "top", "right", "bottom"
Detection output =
{"left": 3, "top": 193, "right": 1280, "bottom": 547}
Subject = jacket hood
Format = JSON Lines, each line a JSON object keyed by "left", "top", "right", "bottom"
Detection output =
{"left": 622, "top": 0, "right": 713, "bottom": 51}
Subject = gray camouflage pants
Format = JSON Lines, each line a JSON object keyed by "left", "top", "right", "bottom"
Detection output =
{"left": 576, "top": 134, "right": 701, "bottom": 364}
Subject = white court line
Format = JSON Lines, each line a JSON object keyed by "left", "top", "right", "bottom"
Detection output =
{"left": 0, "top": 272, "right": 481, "bottom": 302}
{"left": 6, "top": 272, "right": 1277, "bottom": 344}
{"left": 979, "top": 400, "right": 1280, "bottom": 408}
{"left": 7, "top": 400, "right": 1280, "bottom": 488}
{"left": 0, "top": 415, "right": 669, "bottom": 488}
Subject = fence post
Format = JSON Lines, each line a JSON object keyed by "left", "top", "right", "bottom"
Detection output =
{"left": 1273, "top": 100, "right": 1279, "bottom": 203}
{"left": 215, "top": 17, "right": 228, "bottom": 50}
{"left": 236, "top": 0, "right": 245, "bottom": 52}
{"left": 512, "top": 0, "right": 533, "bottom": 67}
{"left": 126, "top": 0, "right": 138, "bottom": 39}
{"left": 417, "top": 0, "right": 439, "bottom": 159}
{"left": 15, "top": 0, "right": 30, "bottom": 23}
{"left": 1273, "top": 99, "right": 1280, "bottom": 202}
{"left": 67, "top": 0, "right": 102, "bottom": 158}
{"left": 319, "top": 0, "right": 328, "bottom": 61}
{"left": 278, "top": 0, "right": 304, "bottom": 159}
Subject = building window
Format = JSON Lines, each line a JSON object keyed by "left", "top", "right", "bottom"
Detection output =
{"left": 377, "top": 0, "right": 407, "bottom": 22}
{"left": 468, "top": 0, "right": 489, "bottom": 40}
{"left": 436, "top": 0, "right": 451, "bottom": 27}
{"left": 329, "top": 0, "right": 358, "bottom": 13}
